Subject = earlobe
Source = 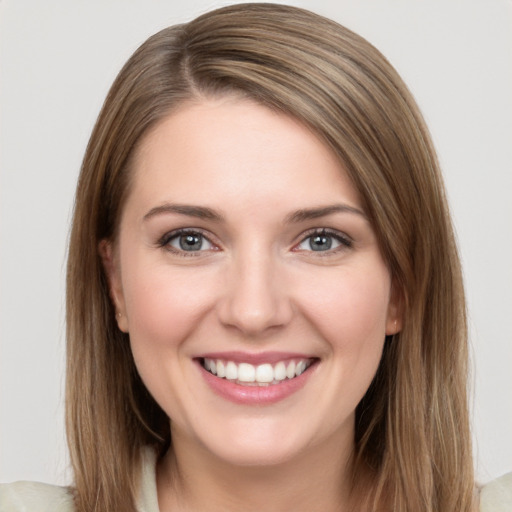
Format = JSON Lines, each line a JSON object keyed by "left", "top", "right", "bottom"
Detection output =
{"left": 385, "top": 280, "right": 403, "bottom": 336}
{"left": 98, "top": 239, "right": 129, "bottom": 333}
{"left": 386, "top": 317, "right": 401, "bottom": 336}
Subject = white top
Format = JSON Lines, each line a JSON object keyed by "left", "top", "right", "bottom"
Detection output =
{"left": 0, "top": 448, "right": 159, "bottom": 512}
{"left": 1, "top": 448, "right": 511, "bottom": 511}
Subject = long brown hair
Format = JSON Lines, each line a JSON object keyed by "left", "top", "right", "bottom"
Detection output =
{"left": 66, "top": 4, "right": 474, "bottom": 511}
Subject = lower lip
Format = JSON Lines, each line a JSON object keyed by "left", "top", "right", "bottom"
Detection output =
{"left": 197, "top": 360, "right": 317, "bottom": 405}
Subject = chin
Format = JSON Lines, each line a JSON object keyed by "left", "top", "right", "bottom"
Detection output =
{"left": 188, "top": 416, "right": 322, "bottom": 468}
{"left": 208, "top": 437, "right": 303, "bottom": 468}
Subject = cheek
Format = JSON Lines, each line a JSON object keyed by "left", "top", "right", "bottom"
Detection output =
{"left": 121, "top": 256, "right": 220, "bottom": 352}
{"left": 120, "top": 257, "right": 222, "bottom": 420}
{"left": 297, "top": 263, "right": 391, "bottom": 421}
{"left": 296, "top": 261, "right": 391, "bottom": 356}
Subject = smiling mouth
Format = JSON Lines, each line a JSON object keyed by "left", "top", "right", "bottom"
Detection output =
{"left": 201, "top": 357, "right": 316, "bottom": 387}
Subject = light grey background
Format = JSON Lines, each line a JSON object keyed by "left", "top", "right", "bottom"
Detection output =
{"left": 1, "top": 0, "right": 511, "bottom": 486}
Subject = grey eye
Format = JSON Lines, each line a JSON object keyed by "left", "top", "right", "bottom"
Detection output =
{"left": 309, "top": 234, "right": 334, "bottom": 251}
{"left": 168, "top": 232, "right": 213, "bottom": 252}
{"left": 297, "top": 233, "right": 341, "bottom": 252}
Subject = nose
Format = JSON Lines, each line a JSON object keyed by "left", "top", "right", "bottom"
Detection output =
{"left": 217, "top": 248, "right": 293, "bottom": 336}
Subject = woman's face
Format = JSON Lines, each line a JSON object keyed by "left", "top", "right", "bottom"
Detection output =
{"left": 104, "top": 97, "right": 400, "bottom": 467}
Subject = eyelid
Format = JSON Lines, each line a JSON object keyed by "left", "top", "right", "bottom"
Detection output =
{"left": 157, "top": 227, "right": 220, "bottom": 255}
{"left": 156, "top": 227, "right": 352, "bottom": 256}
{"left": 293, "top": 228, "right": 353, "bottom": 253}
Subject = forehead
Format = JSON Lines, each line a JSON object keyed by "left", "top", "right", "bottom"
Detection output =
{"left": 127, "top": 97, "right": 362, "bottom": 215}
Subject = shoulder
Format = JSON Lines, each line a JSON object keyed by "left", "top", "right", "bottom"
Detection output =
{"left": 0, "top": 447, "right": 158, "bottom": 512}
{"left": 0, "top": 481, "right": 74, "bottom": 512}
{"left": 480, "top": 473, "right": 512, "bottom": 512}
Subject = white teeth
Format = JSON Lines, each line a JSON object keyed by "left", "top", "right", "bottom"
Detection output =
{"left": 286, "top": 361, "right": 296, "bottom": 379}
{"left": 295, "top": 360, "right": 306, "bottom": 376}
{"left": 274, "top": 361, "right": 287, "bottom": 381}
{"left": 226, "top": 361, "right": 238, "bottom": 380}
{"left": 255, "top": 363, "right": 274, "bottom": 383}
{"left": 238, "top": 363, "right": 256, "bottom": 382}
{"left": 216, "top": 360, "right": 226, "bottom": 378}
{"left": 202, "top": 358, "right": 313, "bottom": 385}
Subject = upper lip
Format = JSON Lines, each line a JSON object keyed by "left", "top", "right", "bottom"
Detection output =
{"left": 195, "top": 351, "right": 317, "bottom": 365}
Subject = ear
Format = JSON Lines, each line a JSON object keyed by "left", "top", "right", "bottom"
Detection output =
{"left": 98, "top": 239, "right": 129, "bottom": 333}
{"left": 385, "top": 279, "right": 403, "bottom": 335}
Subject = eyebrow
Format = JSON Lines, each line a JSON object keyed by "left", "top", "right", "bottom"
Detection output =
{"left": 143, "top": 203, "right": 225, "bottom": 222}
{"left": 285, "top": 204, "right": 367, "bottom": 223}
{"left": 143, "top": 202, "right": 366, "bottom": 224}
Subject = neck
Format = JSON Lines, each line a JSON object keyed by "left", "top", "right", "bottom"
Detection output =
{"left": 157, "top": 425, "right": 357, "bottom": 512}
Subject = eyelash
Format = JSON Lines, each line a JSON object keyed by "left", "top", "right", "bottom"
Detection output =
{"left": 294, "top": 228, "right": 353, "bottom": 255}
{"left": 157, "top": 227, "right": 353, "bottom": 257}
{"left": 157, "top": 228, "right": 218, "bottom": 257}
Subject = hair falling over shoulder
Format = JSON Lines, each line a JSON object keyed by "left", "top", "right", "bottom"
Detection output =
{"left": 66, "top": 4, "right": 476, "bottom": 511}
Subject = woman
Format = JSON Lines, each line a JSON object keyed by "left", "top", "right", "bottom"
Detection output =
{"left": 1, "top": 3, "right": 510, "bottom": 511}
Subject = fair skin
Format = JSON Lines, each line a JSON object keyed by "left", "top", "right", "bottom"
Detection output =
{"left": 102, "top": 96, "right": 401, "bottom": 512}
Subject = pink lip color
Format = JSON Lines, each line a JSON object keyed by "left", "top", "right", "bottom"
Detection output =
{"left": 196, "top": 358, "right": 317, "bottom": 405}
